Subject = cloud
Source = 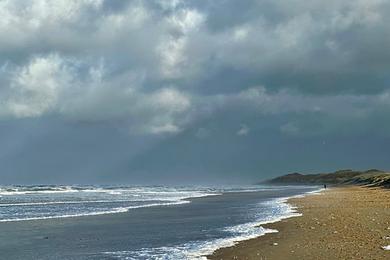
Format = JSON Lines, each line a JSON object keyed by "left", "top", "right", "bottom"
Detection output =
{"left": 0, "top": 0, "right": 390, "bottom": 137}
{"left": 157, "top": 8, "right": 205, "bottom": 78}
{"left": 237, "top": 124, "right": 250, "bottom": 136}
{"left": 1, "top": 0, "right": 390, "bottom": 182}
{"left": 0, "top": 53, "right": 191, "bottom": 135}
{"left": 1, "top": 54, "right": 72, "bottom": 118}
{"left": 280, "top": 122, "right": 300, "bottom": 136}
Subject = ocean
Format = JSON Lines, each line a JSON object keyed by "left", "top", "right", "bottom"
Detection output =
{"left": 0, "top": 185, "right": 320, "bottom": 259}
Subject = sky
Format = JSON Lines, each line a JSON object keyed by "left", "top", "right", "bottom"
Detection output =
{"left": 0, "top": 0, "right": 390, "bottom": 184}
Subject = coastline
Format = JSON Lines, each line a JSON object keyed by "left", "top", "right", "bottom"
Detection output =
{"left": 208, "top": 186, "right": 390, "bottom": 259}
{"left": 0, "top": 186, "right": 316, "bottom": 259}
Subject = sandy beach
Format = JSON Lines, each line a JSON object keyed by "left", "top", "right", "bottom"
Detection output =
{"left": 209, "top": 186, "right": 390, "bottom": 259}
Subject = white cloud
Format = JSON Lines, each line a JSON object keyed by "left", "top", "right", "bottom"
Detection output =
{"left": 4, "top": 54, "right": 72, "bottom": 118}
{"left": 237, "top": 124, "right": 250, "bottom": 136}
{"left": 233, "top": 26, "right": 249, "bottom": 41}
{"left": 158, "top": 0, "right": 182, "bottom": 11}
{"left": 147, "top": 87, "right": 191, "bottom": 113}
{"left": 0, "top": 54, "right": 192, "bottom": 135}
{"left": 148, "top": 123, "right": 180, "bottom": 134}
{"left": 157, "top": 8, "right": 205, "bottom": 78}
{"left": 98, "top": 1, "right": 149, "bottom": 31}
{"left": 0, "top": 0, "right": 389, "bottom": 137}
{"left": 133, "top": 87, "right": 191, "bottom": 135}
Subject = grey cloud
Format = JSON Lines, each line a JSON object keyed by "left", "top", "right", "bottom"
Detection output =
{"left": 0, "top": 54, "right": 191, "bottom": 135}
{"left": 0, "top": 0, "right": 390, "bottom": 183}
{"left": 2, "top": 0, "right": 389, "bottom": 96}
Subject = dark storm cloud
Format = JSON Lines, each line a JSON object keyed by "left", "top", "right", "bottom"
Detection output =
{"left": 0, "top": 0, "right": 389, "bottom": 183}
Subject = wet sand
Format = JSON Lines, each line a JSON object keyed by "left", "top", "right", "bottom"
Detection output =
{"left": 209, "top": 187, "right": 390, "bottom": 259}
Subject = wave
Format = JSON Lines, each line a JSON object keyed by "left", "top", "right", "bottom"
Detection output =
{"left": 0, "top": 189, "right": 221, "bottom": 222}
{"left": 0, "top": 185, "right": 320, "bottom": 231}
{"left": 103, "top": 187, "right": 323, "bottom": 260}
{"left": 0, "top": 192, "right": 220, "bottom": 207}
{"left": 0, "top": 186, "right": 124, "bottom": 196}
{"left": 0, "top": 200, "right": 137, "bottom": 207}
{"left": 0, "top": 184, "right": 309, "bottom": 196}
{"left": 0, "top": 186, "right": 223, "bottom": 199}
{"left": 0, "top": 201, "right": 190, "bottom": 223}
{"left": 192, "top": 187, "right": 324, "bottom": 259}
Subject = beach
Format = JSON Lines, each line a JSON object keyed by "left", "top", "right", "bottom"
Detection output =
{"left": 209, "top": 186, "right": 390, "bottom": 259}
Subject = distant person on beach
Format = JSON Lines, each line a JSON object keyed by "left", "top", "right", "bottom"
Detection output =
{"left": 324, "top": 184, "right": 327, "bottom": 189}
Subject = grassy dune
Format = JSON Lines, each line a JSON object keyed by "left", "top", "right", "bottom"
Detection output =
{"left": 264, "top": 169, "right": 390, "bottom": 188}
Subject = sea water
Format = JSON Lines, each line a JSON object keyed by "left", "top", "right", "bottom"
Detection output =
{"left": 0, "top": 185, "right": 320, "bottom": 259}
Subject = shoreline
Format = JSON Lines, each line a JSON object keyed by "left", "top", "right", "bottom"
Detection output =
{"left": 208, "top": 186, "right": 390, "bottom": 259}
{"left": 0, "top": 186, "right": 321, "bottom": 259}
{"left": 190, "top": 188, "right": 323, "bottom": 259}
{"left": 201, "top": 187, "right": 323, "bottom": 259}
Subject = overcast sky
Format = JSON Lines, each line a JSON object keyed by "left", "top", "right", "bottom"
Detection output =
{"left": 1, "top": 0, "right": 390, "bottom": 184}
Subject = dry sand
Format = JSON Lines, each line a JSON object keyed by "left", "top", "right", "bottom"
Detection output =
{"left": 208, "top": 186, "right": 390, "bottom": 259}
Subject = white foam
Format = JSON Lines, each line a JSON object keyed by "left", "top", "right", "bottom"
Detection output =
{"left": 0, "top": 189, "right": 78, "bottom": 195}
{"left": 189, "top": 225, "right": 277, "bottom": 259}
{"left": 0, "top": 187, "right": 127, "bottom": 196}
{"left": 80, "top": 188, "right": 123, "bottom": 195}
{"left": 103, "top": 227, "right": 277, "bottom": 260}
{"left": 0, "top": 184, "right": 324, "bottom": 260}
{"left": 0, "top": 201, "right": 190, "bottom": 223}
{"left": 0, "top": 185, "right": 222, "bottom": 222}
{"left": 189, "top": 187, "right": 324, "bottom": 258}
{"left": 0, "top": 200, "right": 133, "bottom": 207}
{"left": 0, "top": 207, "right": 129, "bottom": 222}
{"left": 382, "top": 245, "right": 390, "bottom": 250}
{"left": 0, "top": 193, "right": 220, "bottom": 207}
{"left": 104, "top": 187, "right": 323, "bottom": 260}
